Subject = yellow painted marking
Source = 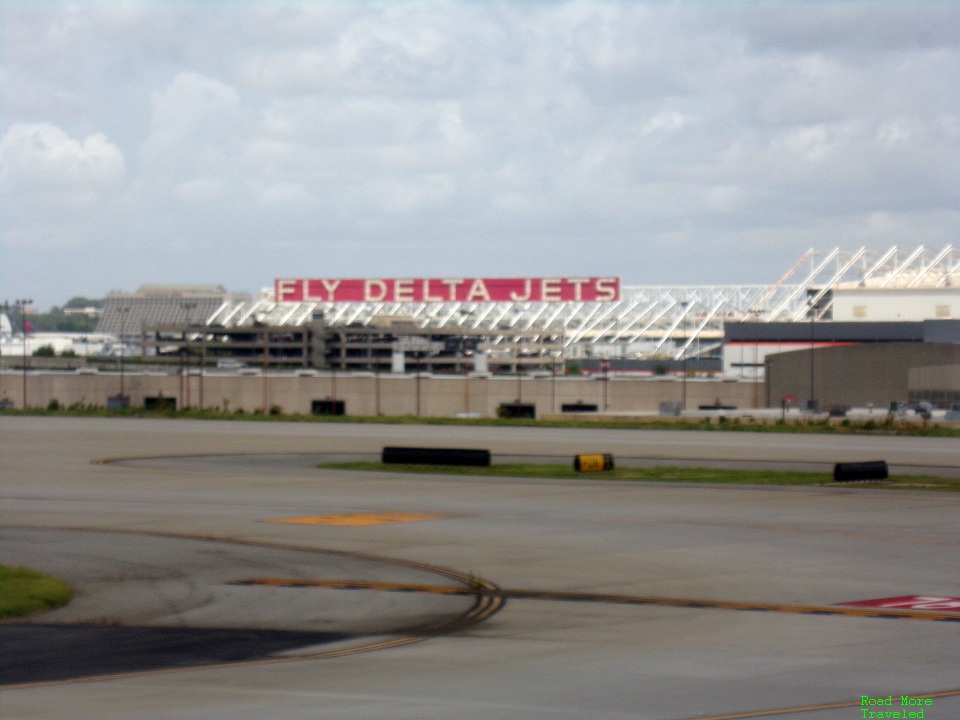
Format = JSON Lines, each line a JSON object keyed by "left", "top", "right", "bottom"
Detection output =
{"left": 268, "top": 512, "right": 447, "bottom": 526}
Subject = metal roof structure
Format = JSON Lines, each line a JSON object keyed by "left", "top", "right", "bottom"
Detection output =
{"left": 198, "top": 245, "right": 957, "bottom": 359}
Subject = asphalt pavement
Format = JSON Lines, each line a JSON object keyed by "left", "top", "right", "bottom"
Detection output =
{"left": 1, "top": 416, "right": 958, "bottom": 719}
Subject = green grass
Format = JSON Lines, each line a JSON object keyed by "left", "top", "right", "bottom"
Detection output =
{"left": 319, "top": 461, "right": 960, "bottom": 490}
{"left": 0, "top": 565, "right": 73, "bottom": 618}
{"left": 3, "top": 405, "right": 960, "bottom": 438}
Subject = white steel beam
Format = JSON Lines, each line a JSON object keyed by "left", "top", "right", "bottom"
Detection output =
{"left": 678, "top": 301, "right": 724, "bottom": 358}
{"left": 565, "top": 302, "right": 615, "bottom": 345}
{"left": 880, "top": 245, "right": 925, "bottom": 288}
{"left": 907, "top": 245, "right": 953, "bottom": 288}
{"left": 935, "top": 258, "right": 960, "bottom": 288}
{"left": 653, "top": 300, "right": 692, "bottom": 354}
{"left": 861, "top": 245, "right": 900, "bottom": 284}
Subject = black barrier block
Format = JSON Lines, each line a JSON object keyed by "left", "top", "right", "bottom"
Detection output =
{"left": 144, "top": 396, "right": 176, "bottom": 411}
{"left": 562, "top": 403, "right": 598, "bottom": 413}
{"left": 382, "top": 447, "right": 491, "bottom": 467}
{"left": 498, "top": 403, "right": 536, "bottom": 419}
{"left": 833, "top": 461, "right": 888, "bottom": 482}
{"left": 312, "top": 400, "right": 345, "bottom": 416}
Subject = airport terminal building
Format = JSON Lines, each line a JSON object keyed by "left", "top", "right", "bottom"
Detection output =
{"left": 84, "top": 244, "right": 960, "bottom": 411}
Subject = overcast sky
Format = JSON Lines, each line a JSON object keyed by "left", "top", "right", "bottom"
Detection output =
{"left": 1, "top": 1, "right": 958, "bottom": 310}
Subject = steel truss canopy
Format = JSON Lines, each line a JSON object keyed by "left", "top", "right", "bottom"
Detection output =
{"left": 206, "top": 245, "right": 957, "bottom": 359}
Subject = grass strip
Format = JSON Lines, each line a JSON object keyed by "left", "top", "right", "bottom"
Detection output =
{"left": 319, "top": 462, "right": 959, "bottom": 490}
{"left": 0, "top": 565, "right": 74, "bottom": 619}
{"left": 3, "top": 407, "right": 959, "bottom": 438}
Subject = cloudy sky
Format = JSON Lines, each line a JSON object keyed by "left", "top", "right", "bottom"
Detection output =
{"left": 1, "top": 1, "right": 958, "bottom": 310}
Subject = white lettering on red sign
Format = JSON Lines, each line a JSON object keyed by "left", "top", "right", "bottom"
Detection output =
{"left": 274, "top": 277, "right": 621, "bottom": 303}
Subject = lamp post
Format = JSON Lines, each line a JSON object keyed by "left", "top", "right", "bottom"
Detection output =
{"left": 193, "top": 304, "right": 205, "bottom": 411}
{"left": 602, "top": 360, "right": 610, "bottom": 412}
{"left": 551, "top": 344, "right": 558, "bottom": 415}
{"left": 416, "top": 351, "right": 422, "bottom": 417}
{"left": 331, "top": 362, "right": 337, "bottom": 413}
{"left": 0, "top": 301, "right": 9, "bottom": 404}
{"left": 808, "top": 296, "right": 817, "bottom": 413}
{"left": 680, "top": 300, "right": 689, "bottom": 413}
{"left": 15, "top": 298, "right": 33, "bottom": 408}
{"left": 261, "top": 324, "right": 269, "bottom": 414}
{"left": 462, "top": 340, "right": 470, "bottom": 416}
{"left": 182, "top": 302, "right": 197, "bottom": 409}
{"left": 751, "top": 307, "right": 761, "bottom": 409}
{"left": 118, "top": 306, "right": 130, "bottom": 406}
{"left": 516, "top": 348, "right": 522, "bottom": 418}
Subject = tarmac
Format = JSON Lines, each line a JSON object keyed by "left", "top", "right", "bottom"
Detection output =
{"left": 1, "top": 416, "right": 958, "bottom": 719}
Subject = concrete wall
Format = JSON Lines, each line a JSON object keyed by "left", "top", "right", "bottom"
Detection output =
{"left": 0, "top": 370, "right": 757, "bottom": 418}
{"left": 909, "top": 364, "right": 960, "bottom": 407}
{"left": 765, "top": 343, "right": 960, "bottom": 408}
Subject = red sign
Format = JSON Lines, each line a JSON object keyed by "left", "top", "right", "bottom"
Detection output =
{"left": 275, "top": 277, "right": 620, "bottom": 304}
{"left": 839, "top": 596, "right": 960, "bottom": 611}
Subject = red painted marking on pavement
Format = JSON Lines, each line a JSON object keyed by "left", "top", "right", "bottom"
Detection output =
{"left": 839, "top": 595, "right": 960, "bottom": 612}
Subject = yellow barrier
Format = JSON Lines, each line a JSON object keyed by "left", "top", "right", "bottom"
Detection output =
{"left": 573, "top": 454, "right": 615, "bottom": 472}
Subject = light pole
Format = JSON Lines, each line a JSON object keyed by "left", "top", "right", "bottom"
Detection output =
{"left": 15, "top": 299, "right": 32, "bottom": 408}
{"left": 551, "top": 344, "right": 558, "bottom": 415}
{"left": 118, "top": 306, "right": 130, "bottom": 406}
{"left": 416, "top": 351, "right": 422, "bottom": 417}
{"left": 680, "top": 300, "right": 689, "bottom": 413}
{"left": 462, "top": 340, "right": 470, "bottom": 416}
{"left": 516, "top": 350, "right": 522, "bottom": 417}
{"left": 602, "top": 360, "right": 610, "bottom": 412}
{"left": 751, "top": 307, "right": 761, "bottom": 409}
{"left": 808, "top": 297, "right": 816, "bottom": 413}
{"left": 181, "top": 302, "right": 196, "bottom": 409}
{"left": 375, "top": 360, "right": 381, "bottom": 416}
{"left": 331, "top": 363, "right": 337, "bottom": 412}
{"left": 261, "top": 323, "right": 269, "bottom": 414}
{"left": 0, "top": 301, "right": 8, "bottom": 405}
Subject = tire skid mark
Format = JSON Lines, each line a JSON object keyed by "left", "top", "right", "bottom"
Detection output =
{"left": 228, "top": 578, "right": 960, "bottom": 623}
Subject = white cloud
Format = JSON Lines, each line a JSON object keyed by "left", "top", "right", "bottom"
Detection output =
{"left": 0, "top": 122, "right": 125, "bottom": 192}
{"left": 640, "top": 112, "right": 694, "bottom": 136}
{"left": 173, "top": 176, "right": 227, "bottom": 204}
{"left": 254, "top": 181, "right": 315, "bottom": 210}
{"left": 140, "top": 72, "right": 243, "bottom": 177}
{"left": 0, "top": 1, "right": 957, "bottom": 309}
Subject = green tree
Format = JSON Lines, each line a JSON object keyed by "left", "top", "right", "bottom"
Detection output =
{"left": 62, "top": 297, "right": 104, "bottom": 310}
{"left": 26, "top": 299, "right": 101, "bottom": 333}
